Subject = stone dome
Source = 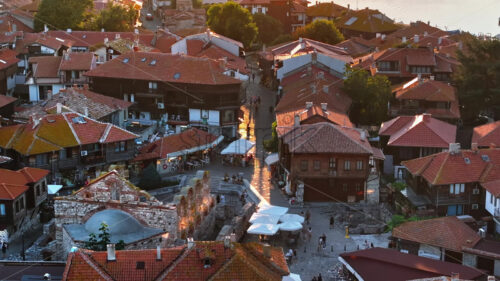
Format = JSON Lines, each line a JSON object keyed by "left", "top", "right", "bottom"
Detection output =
{"left": 85, "top": 209, "right": 144, "bottom": 235}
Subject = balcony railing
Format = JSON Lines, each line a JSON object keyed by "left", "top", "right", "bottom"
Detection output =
{"left": 81, "top": 155, "right": 105, "bottom": 165}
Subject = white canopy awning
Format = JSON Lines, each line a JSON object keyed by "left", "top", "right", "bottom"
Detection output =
{"left": 48, "top": 184, "right": 63, "bottom": 195}
{"left": 247, "top": 223, "right": 279, "bottom": 235}
{"left": 265, "top": 153, "right": 279, "bottom": 166}
{"left": 221, "top": 138, "right": 255, "bottom": 155}
{"left": 278, "top": 221, "right": 302, "bottom": 231}
{"left": 258, "top": 204, "right": 288, "bottom": 216}
{"left": 282, "top": 273, "right": 302, "bottom": 281}
{"left": 279, "top": 214, "right": 304, "bottom": 224}
{"left": 167, "top": 135, "right": 224, "bottom": 158}
{"left": 249, "top": 213, "right": 280, "bottom": 225}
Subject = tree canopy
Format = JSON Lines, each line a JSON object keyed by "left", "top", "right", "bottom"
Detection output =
{"left": 343, "top": 67, "right": 392, "bottom": 125}
{"left": 454, "top": 38, "right": 500, "bottom": 121}
{"left": 207, "top": 2, "right": 258, "bottom": 48}
{"left": 34, "top": 0, "right": 93, "bottom": 31}
{"left": 293, "top": 19, "right": 344, "bottom": 45}
{"left": 84, "top": 222, "right": 125, "bottom": 251}
{"left": 82, "top": 3, "right": 138, "bottom": 32}
{"left": 138, "top": 163, "right": 162, "bottom": 190}
{"left": 253, "top": 13, "right": 283, "bottom": 46}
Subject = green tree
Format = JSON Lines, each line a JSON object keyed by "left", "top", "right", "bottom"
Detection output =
{"left": 34, "top": 0, "right": 93, "bottom": 31}
{"left": 82, "top": 3, "right": 138, "bottom": 32}
{"left": 454, "top": 38, "right": 500, "bottom": 121}
{"left": 138, "top": 163, "right": 162, "bottom": 190}
{"left": 270, "top": 34, "right": 293, "bottom": 46}
{"left": 84, "top": 222, "right": 125, "bottom": 251}
{"left": 253, "top": 13, "right": 283, "bottom": 45}
{"left": 293, "top": 19, "right": 344, "bottom": 45}
{"left": 207, "top": 2, "right": 258, "bottom": 48}
{"left": 263, "top": 121, "right": 278, "bottom": 152}
{"left": 343, "top": 67, "right": 392, "bottom": 125}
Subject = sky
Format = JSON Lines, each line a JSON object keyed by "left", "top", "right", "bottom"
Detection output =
{"left": 324, "top": 0, "right": 500, "bottom": 36}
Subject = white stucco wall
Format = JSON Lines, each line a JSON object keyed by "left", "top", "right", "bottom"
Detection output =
{"left": 485, "top": 190, "right": 499, "bottom": 216}
{"left": 189, "top": 109, "right": 220, "bottom": 126}
{"left": 171, "top": 38, "right": 188, "bottom": 54}
{"left": 277, "top": 53, "right": 312, "bottom": 80}
{"left": 317, "top": 53, "right": 349, "bottom": 76}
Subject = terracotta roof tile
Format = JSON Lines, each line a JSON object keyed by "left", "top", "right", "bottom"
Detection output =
{"left": 379, "top": 114, "right": 456, "bottom": 148}
{"left": 0, "top": 183, "right": 28, "bottom": 200}
{"left": 0, "top": 94, "right": 17, "bottom": 108}
{"left": 47, "top": 30, "right": 155, "bottom": 48}
{"left": 185, "top": 39, "right": 248, "bottom": 74}
{"left": 0, "top": 48, "right": 20, "bottom": 70}
{"left": 63, "top": 241, "right": 289, "bottom": 281}
{"left": 59, "top": 52, "right": 95, "bottom": 71}
{"left": 395, "top": 79, "right": 456, "bottom": 102}
{"left": 390, "top": 21, "right": 448, "bottom": 40}
{"left": 29, "top": 56, "right": 62, "bottom": 78}
{"left": 339, "top": 8, "right": 401, "bottom": 33}
{"left": 403, "top": 148, "right": 500, "bottom": 185}
{"left": 281, "top": 122, "right": 372, "bottom": 154}
{"left": 135, "top": 128, "right": 217, "bottom": 161}
{"left": 84, "top": 52, "right": 241, "bottom": 85}
{"left": 393, "top": 217, "right": 481, "bottom": 252}
{"left": 472, "top": 121, "right": 500, "bottom": 148}
{"left": 271, "top": 38, "right": 351, "bottom": 62}
{"left": 0, "top": 14, "right": 33, "bottom": 32}
{"left": 306, "top": 2, "right": 346, "bottom": 18}
{"left": 334, "top": 37, "right": 373, "bottom": 58}
{"left": 0, "top": 167, "right": 49, "bottom": 200}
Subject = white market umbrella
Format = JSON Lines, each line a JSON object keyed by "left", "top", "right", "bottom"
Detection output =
{"left": 258, "top": 204, "right": 288, "bottom": 216}
{"left": 282, "top": 273, "right": 302, "bottom": 281}
{"left": 247, "top": 223, "right": 279, "bottom": 235}
{"left": 48, "top": 184, "right": 63, "bottom": 195}
{"left": 278, "top": 221, "right": 302, "bottom": 231}
{"left": 249, "top": 213, "right": 280, "bottom": 225}
{"left": 265, "top": 153, "right": 279, "bottom": 166}
{"left": 221, "top": 138, "right": 255, "bottom": 155}
{"left": 279, "top": 214, "right": 304, "bottom": 224}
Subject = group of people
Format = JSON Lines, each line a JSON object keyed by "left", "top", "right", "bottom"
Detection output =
{"left": 311, "top": 273, "right": 323, "bottom": 281}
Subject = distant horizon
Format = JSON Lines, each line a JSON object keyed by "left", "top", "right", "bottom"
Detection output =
{"left": 321, "top": 0, "right": 500, "bottom": 36}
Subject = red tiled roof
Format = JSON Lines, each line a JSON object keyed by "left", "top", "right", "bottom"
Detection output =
{"left": 340, "top": 247, "right": 484, "bottom": 281}
{"left": 338, "top": 8, "right": 401, "bottom": 34}
{"left": 306, "top": 2, "right": 346, "bottom": 17}
{"left": 34, "top": 35, "right": 73, "bottom": 50}
{"left": 0, "top": 94, "right": 17, "bottom": 108}
{"left": 0, "top": 48, "right": 20, "bottom": 70}
{"left": 0, "top": 14, "right": 33, "bottom": 33}
{"left": 334, "top": 37, "right": 373, "bottom": 58}
{"left": 271, "top": 38, "right": 351, "bottom": 62}
{"left": 84, "top": 52, "right": 241, "bottom": 85}
{"left": 366, "top": 47, "right": 439, "bottom": 78}
{"left": 395, "top": 79, "right": 456, "bottom": 102}
{"left": 185, "top": 39, "right": 248, "bottom": 74}
{"left": 29, "top": 56, "right": 62, "bottom": 78}
{"left": 281, "top": 122, "right": 372, "bottom": 154}
{"left": 472, "top": 121, "right": 500, "bottom": 148}
{"left": 47, "top": 30, "right": 155, "bottom": 48}
{"left": 390, "top": 21, "right": 448, "bottom": 40}
{"left": 402, "top": 148, "right": 500, "bottom": 185}
{"left": 0, "top": 183, "right": 28, "bottom": 200}
{"left": 0, "top": 112, "right": 138, "bottom": 155}
{"left": 379, "top": 114, "right": 456, "bottom": 148}
{"left": 135, "top": 128, "right": 217, "bottom": 161}
{"left": 239, "top": 0, "right": 271, "bottom": 5}
{"left": 393, "top": 217, "right": 481, "bottom": 252}
{"left": 63, "top": 241, "right": 289, "bottom": 281}
{"left": 59, "top": 52, "right": 95, "bottom": 71}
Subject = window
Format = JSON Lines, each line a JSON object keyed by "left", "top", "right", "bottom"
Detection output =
{"left": 15, "top": 200, "right": 20, "bottom": 213}
{"left": 356, "top": 160, "right": 363, "bottom": 170}
{"left": 472, "top": 204, "right": 479, "bottom": 210}
{"left": 344, "top": 160, "right": 351, "bottom": 171}
{"left": 59, "top": 149, "right": 67, "bottom": 159}
{"left": 329, "top": 158, "right": 336, "bottom": 169}
{"left": 20, "top": 197, "right": 24, "bottom": 209}
{"left": 449, "top": 183, "right": 465, "bottom": 195}
{"left": 115, "top": 141, "right": 126, "bottom": 152}
{"left": 0, "top": 203, "right": 5, "bottom": 216}
{"left": 355, "top": 183, "right": 361, "bottom": 192}
{"left": 313, "top": 160, "right": 320, "bottom": 170}
{"left": 36, "top": 185, "right": 40, "bottom": 197}
{"left": 35, "top": 154, "right": 48, "bottom": 166}
{"left": 300, "top": 160, "right": 308, "bottom": 171}
{"left": 491, "top": 193, "right": 495, "bottom": 204}
{"left": 42, "top": 181, "right": 47, "bottom": 193}
{"left": 149, "top": 82, "right": 157, "bottom": 91}
{"left": 342, "top": 184, "right": 348, "bottom": 192}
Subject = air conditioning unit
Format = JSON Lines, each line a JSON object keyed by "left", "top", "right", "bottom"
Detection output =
{"left": 157, "top": 102, "right": 164, "bottom": 109}
{"left": 81, "top": 150, "right": 88, "bottom": 156}
{"left": 473, "top": 188, "right": 480, "bottom": 195}
{"left": 472, "top": 204, "right": 479, "bottom": 210}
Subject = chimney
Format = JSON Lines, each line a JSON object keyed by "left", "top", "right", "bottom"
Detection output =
{"left": 67, "top": 28, "right": 72, "bottom": 33}
{"left": 43, "top": 273, "right": 51, "bottom": 280}
{"left": 263, "top": 244, "right": 271, "bottom": 258}
{"left": 360, "top": 131, "right": 366, "bottom": 141}
{"left": 430, "top": 75, "right": 435, "bottom": 80}
{"left": 104, "top": 37, "right": 109, "bottom": 44}
{"left": 101, "top": 28, "right": 105, "bottom": 32}
{"left": 414, "top": 34, "right": 419, "bottom": 43}
{"left": 438, "top": 37, "right": 443, "bottom": 45}
{"left": 424, "top": 31, "right": 428, "bottom": 37}
{"left": 381, "top": 34, "right": 386, "bottom": 41}
{"left": 56, "top": 103, "right": 62, "bottom": 114}
{"left": 134, "top": 28, "right": 139, "bottom": 34}
{"left": 310, "top": 84, "right": 316, "bottom": 94}
{"left": 224, "top": 235, "right": 231, "bottom": 248}
{"left": 115, "top": 33, "right": 120, "bottom": 39}
{"left": 471, "top": 142, "right": 478, "bottom": 151}
{"left": 33, "top": 117, "right": 40, "bottom": 128}
{"left": 417, "top": 73, "right": 422, "bottom": 82}
{"left": 347, "top": 3, "right": 350, "bottom": 10}
{"left": 64, "top": 51, "right": 70, "bottom": 61}
{"left": 298, "top": 37, "right": 303, "bottom": 43}
{"left": 376, "top": 33, "right": 381, "bottom": 38}
{"left": 321, "top": 102, "right": 327, "bottom": 111}
{"left": 422, "top": 113, "right": 431, "bottom": 122}
{"left": 12, "top": 24, "right": 16, "bottom": 32}
{"left": 106, "top": 244, "right": 116, "bottom": 261}
{"left": 294, "top": 114, "right": 300, "bottom": 127}
{"left": 44, "top": 24, "right": 48, "bottom": 33}
{"left": 449, "top": 143, "right": 461, "bottom": 154}
{"left": 156, "top": 245, "right": 162, "bottom": 260}
{"left": 451, "top": 273, "right": 459, "bottom": 281}
{"left": 402, "top": 36, "right": 406, "bottom": 43}
{"left": 83, "top": 107, "right": 88, "bottom": 117}
{"left": 458, "top": 41, "right": 463, "bottom": 50}
{"left": 305, "top": 101, "right": 313, "bottom": 110}
{"left": 187, "top": 237, "right": 195, "bottom": 249}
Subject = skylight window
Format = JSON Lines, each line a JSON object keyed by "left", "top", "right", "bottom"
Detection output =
{"left": 173, "top": 72, "right": 181, "bottom": 80}
{"left": 123, "top": 58, "right": 129, "bottom": 63}
{"left": 464, "top": 157, "right": 471, "bottom": 164}
{"left": 149, "top": 59, "right": 157, "bottom": 65}
{"left": 481, "top": 155, "right": 490, "bottom": 162}
{"left": 72, "top": 116, "right": 86, "bottom": 124}
{"left": 141, "top": 58, "right": 147, "bottom": 62}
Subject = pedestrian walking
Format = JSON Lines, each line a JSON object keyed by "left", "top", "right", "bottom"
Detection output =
{"left": 317, "top": 237, "right": 323, "bottom": 252}
{"left": 329, "top": 216, "right": 334, "bottom": 229}
{"left": 252, "top": 73, "right": 255, "bottom": 82}
{"left": 317, "top": 273, "right": 323, "bottom": 281}
{"left": 307, "top": 227, "right": 312, "bottom": 242}
{"left": 305, "top": 209, "right": 311, "bottom": 225}
{"left": 321, "top": 233, "right": 327, "bottom": 248}
{"left": 257, "top": 96, "right": 261, "bottom": 105}
{"left": 1, "top": 241, "right": 7, "bottom": 259}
